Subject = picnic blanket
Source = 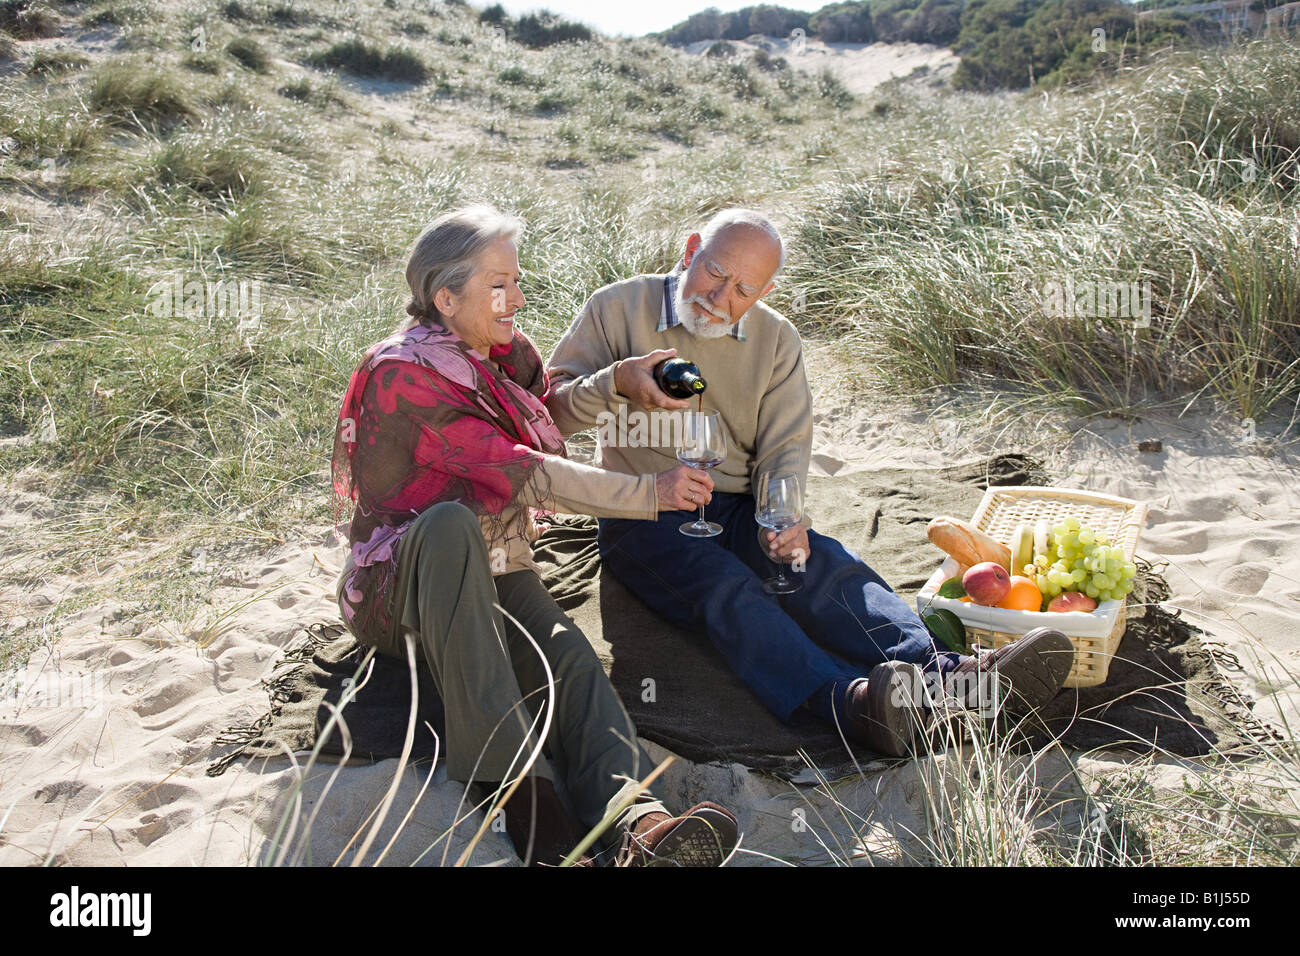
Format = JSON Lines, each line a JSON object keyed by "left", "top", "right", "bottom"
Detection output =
{"left": 207, "top": 454, "right": 1282, "bottom": 779}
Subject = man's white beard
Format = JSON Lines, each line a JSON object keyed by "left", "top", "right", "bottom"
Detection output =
{"left": 675, "top": 286, "right": 738, "bottom": 339}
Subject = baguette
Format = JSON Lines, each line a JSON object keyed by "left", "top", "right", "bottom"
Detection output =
{"left": 927, "top": 516, "right": 1012, "bottom": 570}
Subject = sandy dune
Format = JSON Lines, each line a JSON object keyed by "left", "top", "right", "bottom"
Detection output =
{"left": 685, "top": 37, "right": 959, "bottom": 95}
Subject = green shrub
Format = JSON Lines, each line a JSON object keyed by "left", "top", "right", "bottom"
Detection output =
{"left": 0, "top": 0, "right": 60, "bottom": 39}
{"left": 514, "top": 11, "right": 592, "bottom": 49}
{"left": 436, "top": 26, "right": 473, "bottom": 45}
{"left": 951, "top": 0, "right": 1208, "bottom": 92}
{"left": 816, "top": 68, "right": 853, "bottom": 108}
{"left": 88, "top": 64, "right": 197, "bottom": 130}
{"left": 183, "top": 53, "right": 223, "bottom": 74}
{"left": 153, "top": 135, "right": 264, "bottom": 199}
{"left": 478, "top": 3, "right": 508, "bottom": 25}
{"left": 28, "top": 50, "right": 89, "bottom": 75}
{"left": 276, "top": 77, "right": 311, "bottom": 100}
{"left": 534, "top": 92, "right": 571, "bottom": 113}
{"left": 497, "top": 65, "right": 541, "bottom": 87}
{"left": 308, "top": 39, "right": 429, "bottom": 83}
{"left": 751, "top": 49, "right": 788, "bottom": 72}
{"left": 810, "top": 1, "right": 875, "bottom": 42}
{"left": 269, "top": 2, "right": 306, "bottom": 27}
{"left": 275, "top": 76, "right": 347, "bottom": 107}
{"left": 227, "top": 36, "right": 271, "bottom": 73}
{"left": 81, "top": 5, "right": 122, "bottom": 27}
{"left": 721, "top": 60, "right": 759, "bottom": 99}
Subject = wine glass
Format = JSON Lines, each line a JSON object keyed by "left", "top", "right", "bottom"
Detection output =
{"left": 676, "top": 410, "right": 726, "bottom": 537}
{"left": 755, "top": 471, "right": 803, "bottom": 594}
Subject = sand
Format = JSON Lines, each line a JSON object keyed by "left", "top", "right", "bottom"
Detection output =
{"left": 684, "top": 37, "right": 960, "bottom": 96}
{"left": 2, "top": 343, "right": 1296, "bottom": 865}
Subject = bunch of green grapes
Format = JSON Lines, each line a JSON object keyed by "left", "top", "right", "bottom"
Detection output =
{"left": 1031, "top": 517, "right": 1138, "bottom": 603}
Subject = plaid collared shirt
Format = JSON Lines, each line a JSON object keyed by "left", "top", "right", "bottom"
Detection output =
{"left": 659, "top": 263, "right": 747, "bottom": 342}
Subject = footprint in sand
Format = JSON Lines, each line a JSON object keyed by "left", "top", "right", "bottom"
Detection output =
{"left": 33, "top": 779, "right": 87, "bottom": 803}
{"left": 107, "top": 647, "right": 137, "bottom": 667}
{"left": 127, "top": 780, "right": 197, "bottom": 809}
{"left": 1141, "top": 523, "right": 1208, "bottom": 555}
{"left": 130, "top": 673, "right": 210, "bottom": 718}
{"left": 59, "top": 642, "right": 135, "bottom": 668}
{"left": 1217, "top": 563, "right": 1271, "bottom": 596}
{"left": 0, "top": 720, "right": 50, "bottom": 747}
{"left": 1237, "top": 537, "right": 1287, "bottom": 562}
{"left": 1182, "top": 493, "right": 1240, "bottom": 517}
{"left": 810, "top": 452, "right": 844, "bottom": 477}
{"left": 214, "top": 647, "right": 269, "bottom": 685}
{"left": 133, "top": 812, "right": 171, "bottom": 847}
{"left": 274, "top": 588, "right": 311, "bottom": 609}
{"left": 124, "top": 781, "right": 204, "bottom": 846}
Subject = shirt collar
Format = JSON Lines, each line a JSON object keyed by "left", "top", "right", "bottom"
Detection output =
{"left": 659, "top": 263, "right": 746, "bottom": 342}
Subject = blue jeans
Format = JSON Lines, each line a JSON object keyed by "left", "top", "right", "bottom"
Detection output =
{"left": 598, "top": 491, "right": 962, "bottom": 722}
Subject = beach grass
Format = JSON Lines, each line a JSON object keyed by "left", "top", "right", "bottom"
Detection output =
{"left": 767, "top": 641, "right": 1299, "bottom": 868}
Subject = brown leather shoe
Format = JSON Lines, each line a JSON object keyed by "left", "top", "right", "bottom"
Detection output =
{"left": 842, "top": 661, "right": 925, "bottom": 757}
{"left": 617, "top": 802, "right": 739, "bottom": 867}
{"left": 944, "top": 626, "right": 1073, "bottom": 716}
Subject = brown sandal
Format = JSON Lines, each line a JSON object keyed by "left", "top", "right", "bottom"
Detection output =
{"left": 617, "top": 802, "right": 739, "bottom": 867}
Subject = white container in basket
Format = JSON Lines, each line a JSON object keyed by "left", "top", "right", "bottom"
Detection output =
{"left": 913, "top": 485, "right": 1149, "bottom": 688}
{"left": 916, "top": 556, "right": 1123, "bottom": 638}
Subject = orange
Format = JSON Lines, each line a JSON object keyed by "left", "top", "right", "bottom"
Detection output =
{"left": 997, "top": 575, "right": 1043, "bottom": 612}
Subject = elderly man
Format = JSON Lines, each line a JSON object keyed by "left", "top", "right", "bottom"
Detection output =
{"left": 544, "top": 209, "right": 1072, "bottom": 755}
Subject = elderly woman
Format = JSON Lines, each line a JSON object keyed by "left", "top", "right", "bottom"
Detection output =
{"left": 331, "top": 205, "right": 736, "bottom": 867}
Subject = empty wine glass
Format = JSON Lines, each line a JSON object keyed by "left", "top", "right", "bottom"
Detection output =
{"left": 755, "top": 471, "right": 803, "bottom": 594}
{"left": 676, "top": 410, "right": 726, "bottom": 537}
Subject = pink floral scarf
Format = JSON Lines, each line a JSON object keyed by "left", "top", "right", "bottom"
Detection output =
{"left": 330, "top": 320, "right": 565, "bottom": 647}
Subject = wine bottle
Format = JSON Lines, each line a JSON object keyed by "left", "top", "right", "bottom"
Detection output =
{"left": 653, "top": 358, "right": 707, "bottom": 399}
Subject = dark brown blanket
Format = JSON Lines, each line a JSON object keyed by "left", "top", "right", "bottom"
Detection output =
{"left": 206, "top": 455, "right": 1281, "bottom": 778}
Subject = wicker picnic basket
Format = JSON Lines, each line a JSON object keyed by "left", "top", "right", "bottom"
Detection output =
{"left": 916, "top": 486, "right": 1150, "bottom": 688}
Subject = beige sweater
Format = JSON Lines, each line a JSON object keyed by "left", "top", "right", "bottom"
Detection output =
{"left": 545, "top": 273, "right": 814, "bottom": 499}
{"left": 525, "top": 456, "right": 659, "bottom": 562}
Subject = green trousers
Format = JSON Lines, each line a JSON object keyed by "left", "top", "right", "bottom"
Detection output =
{"left": 357, "top": 500, "right": 668, "bottom": 836}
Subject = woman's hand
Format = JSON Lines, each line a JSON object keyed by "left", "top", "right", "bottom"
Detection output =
{"left": 655, "top": 465, "right": 714, "bottom": 512}
{"left": 614, "top": 348, "right": 694, "bottom": 410}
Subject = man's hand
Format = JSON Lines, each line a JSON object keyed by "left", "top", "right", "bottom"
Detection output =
{"left": 655, "top": 465, "right": 714, "bottom": 512}
{"left": 613, "top": 348, "right": 693, "bottom": 411}
{"left": 763, "top": 523, "right": 810, "bottom": 566}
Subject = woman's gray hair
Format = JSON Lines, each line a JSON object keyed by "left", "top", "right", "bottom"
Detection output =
{"left": 402, "top": 204, "right": 525, "bottom": 328}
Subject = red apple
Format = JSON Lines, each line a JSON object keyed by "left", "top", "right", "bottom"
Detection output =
{"left": 962, "top": 562, "right": 1011, "bottom": 607}
{"left": 1048, "top": 591, "right": 1098, "bottom": 613}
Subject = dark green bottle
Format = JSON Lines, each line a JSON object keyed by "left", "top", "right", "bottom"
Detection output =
{"left": 653, "top": 358, "right": 707, "bottom": 399}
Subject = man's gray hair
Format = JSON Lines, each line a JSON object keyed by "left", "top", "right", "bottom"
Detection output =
{"left": 402, "top": 204, "right": 525, "bottom": 328}
{"left": 698, "top": 208, "right": 786, "bottom": 275}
